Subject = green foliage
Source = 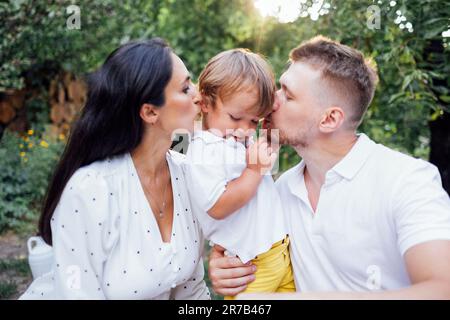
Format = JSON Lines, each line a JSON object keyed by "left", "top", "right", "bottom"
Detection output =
{"left": 0, "top": 0, "right": 262, "bottom": 89}
{"left": 0, "top": 1, "right": 134, "bottom": 90}
{"left": 256, "top": 0, "right": 449, "bottom": 160}
{"left": 152, "top": 0, "right": 261, "bottom": 77}
{"left": 0, "top": 129, "right": 65, "bottom": 232}
{"left": 25, "top": 95, "right": 50, "bottom": 134}
{"left": 0, "top": 0, "right": 449, "bottom": 233}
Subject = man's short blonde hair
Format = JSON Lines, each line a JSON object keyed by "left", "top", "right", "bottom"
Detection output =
{"left": 290, "top": 36, "right": 379, "bottom": 128}
{"left": 199, "top": 49, "right": 276, "bottom": 117}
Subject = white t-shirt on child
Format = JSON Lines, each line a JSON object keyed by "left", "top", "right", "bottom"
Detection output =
{"left": 182, "top": 130, "right": 287, "bottom": 264}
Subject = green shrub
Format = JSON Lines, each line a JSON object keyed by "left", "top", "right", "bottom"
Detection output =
{"left": 0, "top": 129, "right": 65, "bottom": 233}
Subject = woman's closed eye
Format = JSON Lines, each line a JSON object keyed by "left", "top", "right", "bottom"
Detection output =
{"left": 182, "top": 85, "right": 190, "bottom": 94}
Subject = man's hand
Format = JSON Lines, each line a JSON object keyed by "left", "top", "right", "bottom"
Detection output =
{"left": 208, "top": 244, "right": 257, "bottom": 296}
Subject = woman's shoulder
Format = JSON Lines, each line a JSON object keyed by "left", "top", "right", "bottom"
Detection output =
{"left": 67, "top": 153, "right": 129, "bottom": 192}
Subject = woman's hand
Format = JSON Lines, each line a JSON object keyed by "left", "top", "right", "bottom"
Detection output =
{"left": 208, "top": 245, "right": 257, "bottom": 296}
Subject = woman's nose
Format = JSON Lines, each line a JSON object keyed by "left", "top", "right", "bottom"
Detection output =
{"left": 193, "top": 94, "right": 200, "bottom": 104}
{"left": 192, "top": 89, "right": 201, "bottom": 107}
{"left": 191, "top": 83, "right": 200, "bottom": 99}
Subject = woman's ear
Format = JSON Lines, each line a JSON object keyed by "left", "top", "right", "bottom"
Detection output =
{"left": 139, "top": 103, "right": 160, "bottom": 125}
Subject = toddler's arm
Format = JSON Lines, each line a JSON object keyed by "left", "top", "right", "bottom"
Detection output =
{"left": 207, "top": 138, "right": 277, "bottom": 220}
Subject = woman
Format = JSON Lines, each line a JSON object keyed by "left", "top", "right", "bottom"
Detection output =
{"left": 20, "top": 38, "right": 210, "bottom": 299}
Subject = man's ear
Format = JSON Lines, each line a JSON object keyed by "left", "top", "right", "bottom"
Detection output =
{"left": 140, "top": 103, "right": 160, "bottom": 125}
{"left": 319, "top": 106, "right": 345, "bottom": 133}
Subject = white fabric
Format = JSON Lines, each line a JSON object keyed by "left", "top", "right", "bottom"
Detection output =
{"left": 183, "top": 130, "right": 287, "bottom": 263}
{"left": 20, "top": 150, "right": 210, "bottom": 300}
{"left": 276, "top": 133, "right": 450, "bottom": 292}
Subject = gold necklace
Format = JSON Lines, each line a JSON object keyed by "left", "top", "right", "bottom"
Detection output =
{"left": 141, "top": 162, "right": 171, "bottom": 219}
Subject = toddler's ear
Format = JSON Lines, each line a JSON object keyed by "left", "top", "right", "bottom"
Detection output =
{"left": 199, "top": 95, "right": 213, "bottom": 113}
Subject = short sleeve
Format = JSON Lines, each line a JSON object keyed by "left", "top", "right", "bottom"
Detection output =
{"left": 183, "top": 140, "right": 228, "bottom": 212}
{"left": 393, "top": 160, "right": 450, "bottom": 256}
{"left": 43, "top": 170, "right": 115, "bottom": 299}
{"left": 170, "top": 257, "right": 211, "bottom": 300}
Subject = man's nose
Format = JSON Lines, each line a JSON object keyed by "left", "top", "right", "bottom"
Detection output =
{"left": 272, "top": 90, "right": 282, "bottom": 112}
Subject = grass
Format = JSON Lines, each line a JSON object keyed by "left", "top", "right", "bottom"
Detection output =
{"left": 0, "top": 258, "right": 31, "bottom": 277}
{"left": 0, "top": 257, "right": 31, "bottom": 300}
{"left": 0, "top": 280, "right": 18, "bottom": 299}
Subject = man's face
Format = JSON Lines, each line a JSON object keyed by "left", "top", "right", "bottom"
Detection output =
{"left": 263, "top": 61, "right": 324, "bottom": 148}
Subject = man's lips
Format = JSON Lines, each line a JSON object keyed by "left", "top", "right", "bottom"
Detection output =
{"left": 262, "top": 117, "right": 272, "bottom": 130}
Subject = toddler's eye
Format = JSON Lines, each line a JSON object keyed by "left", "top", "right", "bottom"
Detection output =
{"left": 182, "top": 86, "right": 190, "bottom": 94}
{"left": 251, "top": 120, "right": 259, "bottom": 125}
{"left": 229, "top": 114, "right": 241, "bottom": 121}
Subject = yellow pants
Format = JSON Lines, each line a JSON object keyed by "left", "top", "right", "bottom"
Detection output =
{"left": 224, "top": 235, "right": 296, "bottom": 300}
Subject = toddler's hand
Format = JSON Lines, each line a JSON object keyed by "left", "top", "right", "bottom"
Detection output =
{"left": 246, "top": 137, "right": 278, "bottom": 175}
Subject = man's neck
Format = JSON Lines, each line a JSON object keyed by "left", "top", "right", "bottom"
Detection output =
{"left": 295, "top": 132, "right": 358, "bottom": 188}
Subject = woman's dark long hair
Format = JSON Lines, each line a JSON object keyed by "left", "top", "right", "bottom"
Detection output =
{"left": 39, "top": 38, "right": 174, "bottom": 245}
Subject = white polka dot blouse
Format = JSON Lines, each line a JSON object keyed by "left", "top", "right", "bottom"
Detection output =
{"left": 20, "top": 150, "right": 210, "bottom": 300}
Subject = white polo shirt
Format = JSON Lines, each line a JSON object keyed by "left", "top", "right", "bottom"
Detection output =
{"left": 276, "top": 133, "right": 450, "bottom": 292}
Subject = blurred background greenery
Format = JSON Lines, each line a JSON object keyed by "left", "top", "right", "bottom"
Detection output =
{"left": 0, "top": 0, "right": 449, "bottom": 299}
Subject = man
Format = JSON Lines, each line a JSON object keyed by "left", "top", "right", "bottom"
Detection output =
{"left": 208, "top": 36, "right": 450, "bottom": 299}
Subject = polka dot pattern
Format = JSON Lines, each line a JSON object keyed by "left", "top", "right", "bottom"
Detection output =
{"left": 20, "top": 151, "right": 210, "bottom": 300}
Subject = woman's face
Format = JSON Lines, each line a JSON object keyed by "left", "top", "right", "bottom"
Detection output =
{"left": 156, "top": 53, "right": 200, "bottom": 135}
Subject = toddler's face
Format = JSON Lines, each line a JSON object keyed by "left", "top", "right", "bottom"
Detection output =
{"left": 202, "top": 89, "right": 265, "bottom": 142}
